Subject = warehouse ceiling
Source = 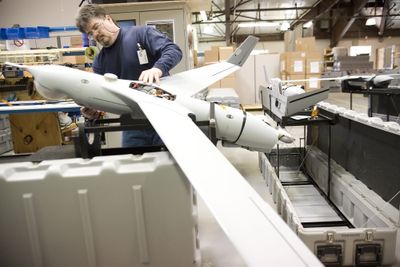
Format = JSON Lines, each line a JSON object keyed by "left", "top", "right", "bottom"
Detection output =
{"left": 192, "top": 0, "right": 400, "bottom": 46}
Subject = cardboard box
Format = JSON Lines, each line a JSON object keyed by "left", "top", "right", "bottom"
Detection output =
{"left": 305, "top": 74, "right": 321, "bottom": 91}
{"left": 211, "top": 46, "right": 219, "bottom": 53}
{"left": 376, "top": 47, "right": 385, "bottom": 70}
{"left": 204, "top": 50, "right": 219, "bottom": 63}
{"left": 62, "top": 55, "right": 86, "bottom": 65}
{"left": 70, "top": 36, "right": 83, "bottom": 46}
{"left": 281, "top": 52, "right": 306, "bottom": 74}
{"left": 306, "top": 51, "right": 322, "bottom": 74}
{"left": 220, "top": 77, "right": 235, "bottom": 88}
{"left": 219, "top": 46, "right": 234, "bottom": 61}
{"left": 295, "top": 37, "right": 316, "bottom": 52}
{"left": 286, "top": 74, "right": 306, "bottom": 88}
{"left": 280, "top": 53, "right": 287, "bottom": 73}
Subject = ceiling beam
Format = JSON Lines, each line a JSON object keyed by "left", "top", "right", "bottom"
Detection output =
{"left": 192, "top": 6, "right": 313, "bottom": 15}
{"left": 330, "top": 0, "right": 368, "bottom": 47}
{"left": 225, "top": 0, "right": 231, "bottom": 45}
{"left": 379, "top": 0, "right": 390, "bottom": 36}
{"left": 234, "top": 33, "right": 284, "bottom": 43}
{"left": 291, "top": 0, "right": 340, "bottom": 28}
{"left": 315, "top": 26, "right": 400, "bottom": 39}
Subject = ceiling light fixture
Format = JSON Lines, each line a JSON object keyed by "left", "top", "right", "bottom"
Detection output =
{"left": 200, "top": 10, "right": 208, "bottom": 22}
{"left": 365, "top": 17, "right": 377, "bottom": 26}
{"left": 238, "top": 22, "right": 279, "bottom": 28}
{"left": 280, "top": 21, "right": 290, "bottom": 31}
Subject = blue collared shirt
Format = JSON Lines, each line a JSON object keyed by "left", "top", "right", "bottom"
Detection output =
{"left": 93, "top": 26, "right": 182, "bottom": 79}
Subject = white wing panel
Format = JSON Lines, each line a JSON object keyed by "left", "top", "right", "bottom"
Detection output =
{"left": 136, "top": 100, "right": 322, "bottom": 267}
{"left": 79, "top": 80, "right": 323, "bottom": 266}
{"left": 159, "top": 62, "right": 239, "bottom": 97}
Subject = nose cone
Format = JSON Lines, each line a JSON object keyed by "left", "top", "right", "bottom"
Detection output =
{"left": 4, "top": 62, "right": 67, "bottom": 99}
{"left": 277, "top": 127, "right": 295, "bottom": 143}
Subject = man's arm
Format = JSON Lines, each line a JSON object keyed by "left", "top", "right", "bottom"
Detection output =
{"left": 140, "top": 27, "right": 183, "bottom": 82}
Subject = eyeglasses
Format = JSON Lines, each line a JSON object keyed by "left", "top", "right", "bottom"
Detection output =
{"left": 86, "top": 20, "right": 104, "bottom": 37}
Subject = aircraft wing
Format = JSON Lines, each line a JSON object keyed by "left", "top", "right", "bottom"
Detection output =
{"left": 159, "top": 36, "right": 258, "bottom": 97}
{"left": 102, "top": 83, "right": 322, "bottom": 267}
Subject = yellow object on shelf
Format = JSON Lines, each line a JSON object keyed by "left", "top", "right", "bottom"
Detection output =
{"left": 310, "top": 105, "right": 319, "bottom": 119}
{"left": 84, "top": 46, "right": 99, "bottom": 61}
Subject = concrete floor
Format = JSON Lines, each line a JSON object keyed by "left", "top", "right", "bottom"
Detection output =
{"left": 198, "top": 92, "right": 400, "bottom": 267}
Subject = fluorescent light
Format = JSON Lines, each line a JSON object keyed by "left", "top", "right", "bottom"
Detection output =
{"left": 238, "top": 22, "right": 279, "bottom": 28}
{"left": 280, "top": 21, "right": 290, "bottom": 31}
{"left": 365, "top": 17, "right": 376, "bottom": 26}
{"left": 200, "top": 10, "right": 208, "bottom": 22}
{"left": 303, "top": 20, "right": 313, "bottom": 28}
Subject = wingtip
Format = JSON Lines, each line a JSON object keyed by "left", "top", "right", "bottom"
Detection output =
{"left": 227, "top": 35, "right": 258, "bottom": 67}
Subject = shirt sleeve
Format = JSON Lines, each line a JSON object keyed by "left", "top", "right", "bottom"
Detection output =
{"left": 92, "top": 54, "right": 103, "bottom": 75}
{"left": 141, "top": 27, "right": 183, "bottom": 76}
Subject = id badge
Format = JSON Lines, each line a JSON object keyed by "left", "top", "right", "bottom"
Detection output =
{"left": 137, "top": 49, "right": 149, "bottom": 65}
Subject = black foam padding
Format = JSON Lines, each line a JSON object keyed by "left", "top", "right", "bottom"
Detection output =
{"left": 308, "top": 114, "right": 400, "bottom": 208}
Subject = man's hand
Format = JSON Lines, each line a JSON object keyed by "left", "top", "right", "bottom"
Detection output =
{"left": 139, "top": 67, "right": 162, "bottom": 85}
{"left": 80, "top": 107, "right": 103, "bottom": 120}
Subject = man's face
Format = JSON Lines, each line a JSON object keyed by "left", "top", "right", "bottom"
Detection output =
{"left": 86, "top": 16, "right": 117, "bottom": 47}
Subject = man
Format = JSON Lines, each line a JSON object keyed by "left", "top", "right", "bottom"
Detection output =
{"left": 75, "top": 4, "right": 182, "bottom": 147}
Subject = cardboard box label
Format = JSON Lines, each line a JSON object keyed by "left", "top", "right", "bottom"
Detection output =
{"left": 294, "top": 60, "right": 303, "bottom": 72}
{"left": 310, "top": 61, "right": 320, "bottom": 73}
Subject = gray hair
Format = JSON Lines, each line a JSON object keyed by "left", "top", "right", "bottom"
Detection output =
{"left": 76, "top": 4, "right": 107, "bottom": 33}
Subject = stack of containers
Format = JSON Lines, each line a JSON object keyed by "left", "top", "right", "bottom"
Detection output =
{"left": 0, "top": 27, "right": 49, "bottom": 40}
{"left": 305, "top": 51, "right": 323, "bottom": 91}
{"left": 297, "top": 37, "right": 323, "bottom": 91}
{"left": 279, "top": 51, "right": 306, "bottom": 88}
{"left": 280, "top": 37, "right": 324, "bottom": 91}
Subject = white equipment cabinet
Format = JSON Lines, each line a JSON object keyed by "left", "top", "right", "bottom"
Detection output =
{"left": 0, "top": 152, "right": 199, "bottom": 267}
{"left": 235, "top": 53, "right": 280, "bottom": 105}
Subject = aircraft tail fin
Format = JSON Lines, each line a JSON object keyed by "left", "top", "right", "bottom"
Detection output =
{"left": 227, "top": 36, "right": 259, "bottom": 66}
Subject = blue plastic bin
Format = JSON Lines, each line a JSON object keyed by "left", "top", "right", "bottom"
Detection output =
{"left": 0, "top": 28, "right": 6, "bottom": 40}
{"left": 23, "top": 26, "right": 49, "bottom": 39}
{"left": 37, "top": 26, "right": 50, "bottom": 38}
{"left": 5, "top": 28, "right": 25, "bottom": 39}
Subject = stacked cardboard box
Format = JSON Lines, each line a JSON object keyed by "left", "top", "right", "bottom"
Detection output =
{"left": 62, "top": 55, "right": 86, "bottom": 65}
{"left": 280, "top": 52, "right": 306, "bottom": 75}
{"left": 62, "top": 36, "right": 86, "bottom": 67}
{"left": 305, "top": 51, "right": 322, "bottom": 91}
{"left": 376, "top": 45, "right": 400, "bottom": 70}
{"left": 219, "top": 46, "right": 235, "bottom": 88}
{"left": 280, "top": 51, "right": 306, "bottom": 88}
{"left": 281, "top": 37, "right": 324, "bottom": 91}
{"left": 70, "top": 36, "right": 83, "bottom": 48}
{"left": 376, "top": 47, "right": 385, "bottom": 70}
{"left": 204, "top": 46, "right": 235, "bottom": 89}
{"left": 295, "top": 37, "right": 316, "bottom": 53}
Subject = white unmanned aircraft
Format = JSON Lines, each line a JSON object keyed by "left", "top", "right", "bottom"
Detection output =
{"left": 5, "top": 36, "right": 322, "bottom": 266}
